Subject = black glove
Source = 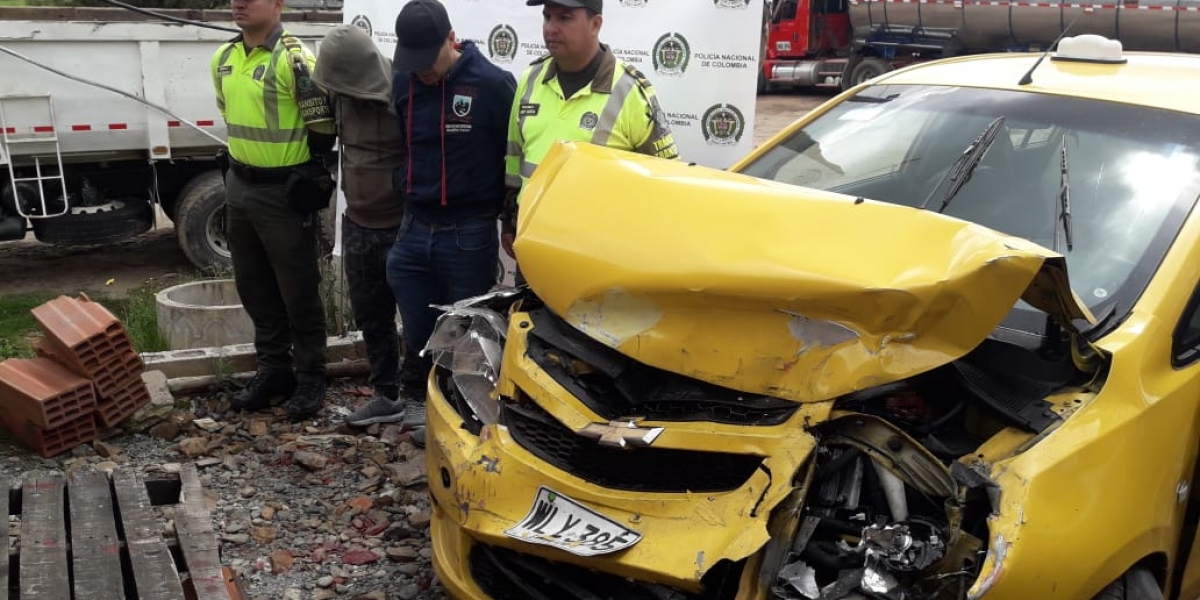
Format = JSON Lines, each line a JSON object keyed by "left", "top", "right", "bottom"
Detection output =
{"left": 285, "top": 160, "right": 334, "bottom": 214}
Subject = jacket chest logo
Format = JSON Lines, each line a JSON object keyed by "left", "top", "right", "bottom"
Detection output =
{"left": 252, "top": 65, "right": 267, "bottom": 81}
{"left": 453, "top": 94, "right": 473, "bottom": 118}
{"left": 579, "top": 111, "right": 599, "bottom": 131}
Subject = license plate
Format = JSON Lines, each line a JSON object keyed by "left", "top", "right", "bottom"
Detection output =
{"left": 503, "top": 487, "right": 642, "bottom": 556}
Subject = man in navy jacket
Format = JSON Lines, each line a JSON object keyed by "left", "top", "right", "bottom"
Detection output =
{"left": 347, "top": 0, "right": 516, "bottom": 427}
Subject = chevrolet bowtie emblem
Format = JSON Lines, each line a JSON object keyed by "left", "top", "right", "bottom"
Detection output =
{"left": 578, "top": 421, "right": 664, "bottom": 449}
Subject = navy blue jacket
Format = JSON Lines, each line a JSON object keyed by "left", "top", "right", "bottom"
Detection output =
{"left": 393, "top": 42, "right": 516, "bottom": 221}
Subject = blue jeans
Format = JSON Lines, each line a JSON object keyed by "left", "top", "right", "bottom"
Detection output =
{"left": 386, "top": 213, "right": 499, "bottom": 387}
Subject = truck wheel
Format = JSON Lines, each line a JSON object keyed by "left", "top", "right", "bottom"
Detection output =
{"left": 31, "top": 199, "right": 153, "bottom": 246}
{"left": 1092, "top": 567, "right": 1163, "bottom": 600}
{"left": 847, "top": 57, "right": 893, "bottom": 87}
{"left": 175, "top": 170, "right": 232, "bottom": 272}
{"left": 757, "top": 69, "right": 774, "bottom": 95}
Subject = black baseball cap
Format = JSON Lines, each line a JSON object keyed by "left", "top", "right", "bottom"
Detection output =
{"left": 526, "top": 0, "right": 603, "bottom": 13}
{"left": 393, "top": 0, "right": 452, "bottom": 72}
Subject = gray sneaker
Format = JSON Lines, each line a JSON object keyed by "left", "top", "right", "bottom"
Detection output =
{"left": 345, "top": 396, "right": 407, "bottom": 426}
{"left": 401, "top": 401, "right": 426, "bottom": 430}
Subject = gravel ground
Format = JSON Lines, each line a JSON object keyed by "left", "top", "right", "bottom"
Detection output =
{"left": 0, "top": 377, "right": 448, "bottom": 600}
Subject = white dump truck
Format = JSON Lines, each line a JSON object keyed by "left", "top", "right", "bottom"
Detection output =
{"left": 0, "top": 7, "right": 338, "bottom": 270}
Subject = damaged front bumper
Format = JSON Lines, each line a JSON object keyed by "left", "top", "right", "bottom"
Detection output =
{"left": 424, "top": 297, "right": 1040, "bottom": 600}
{"left": 425, "top": 303, "right": 836, "bottom": 598}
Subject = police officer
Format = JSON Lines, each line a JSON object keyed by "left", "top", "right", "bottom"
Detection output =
{"left": 502, "top": 0, "right": 679, "bottom": 257}
{"left": 211, "top": 0, "right": 336, "bottom": 419}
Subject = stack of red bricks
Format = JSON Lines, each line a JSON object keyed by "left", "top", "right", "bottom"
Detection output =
{"left": 0, "top": 295, "right": 151, "bottom": 457}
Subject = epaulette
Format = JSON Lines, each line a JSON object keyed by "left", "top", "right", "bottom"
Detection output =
{"left": 280, "top": 34, "right": 306, "bottom": 54}
{"left": 621, "top": 62, "right": 655, "bottom": 91}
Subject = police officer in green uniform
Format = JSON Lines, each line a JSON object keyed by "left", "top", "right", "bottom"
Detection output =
{"left": 502, "top": 0, "right": 679, "bottom": 258}
{"left": 211, "top": 0, "right": 336, "bottom": 419}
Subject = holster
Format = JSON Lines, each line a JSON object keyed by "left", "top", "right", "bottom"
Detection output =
{"left": 215, "top": 148, "right": 231, "bottom": 181}
{"left": 285, "top": 159, "right": 334, "bottom": 214}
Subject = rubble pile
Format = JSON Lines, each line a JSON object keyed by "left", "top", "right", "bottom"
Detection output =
{"left": 0, "top": 380, "right": 444, "bottom": 599}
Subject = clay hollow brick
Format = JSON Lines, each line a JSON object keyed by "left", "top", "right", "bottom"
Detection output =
{"left": 0, "top": 358, "right": 96, "bottom": 430}
{"left": 95, "top": 382, "right": 150, "bottom": 428}
{"left": 32, "top": 295, "right": 121, "bottom": 352}
{"left": 0, "top": 406, "right": 97, "bottom": 458}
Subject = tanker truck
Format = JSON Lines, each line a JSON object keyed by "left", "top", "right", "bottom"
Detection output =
{"left": 760, "top": 0, "right": 1200, "bottom": 91}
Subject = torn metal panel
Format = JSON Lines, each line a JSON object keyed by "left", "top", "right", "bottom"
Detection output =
{"left": 516, "top": 142, "right": 1093, "bottom": 404}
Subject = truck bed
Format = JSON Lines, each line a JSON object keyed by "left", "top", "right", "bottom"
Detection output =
{"left": 0, "top": 7, "right": 340, "bottom": 164}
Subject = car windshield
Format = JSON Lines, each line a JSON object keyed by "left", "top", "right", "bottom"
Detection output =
{"left": 739, "top": 84, "right": 1200, "bottom": 336}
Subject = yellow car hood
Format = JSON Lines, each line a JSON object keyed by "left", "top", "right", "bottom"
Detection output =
{"left": 514, "top": 142, "right": 1094, "bottom": 403}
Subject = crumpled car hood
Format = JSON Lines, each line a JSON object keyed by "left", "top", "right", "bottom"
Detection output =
{"left": 513, "top": 142, "right": 1094, "bottom": 403}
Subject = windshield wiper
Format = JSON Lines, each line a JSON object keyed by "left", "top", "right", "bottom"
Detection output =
{"left": 920, "top": 116, "right": 1007, "bottom": 213}
{"left": 1056, "top": 134, "right": 1074, "bottom": 251}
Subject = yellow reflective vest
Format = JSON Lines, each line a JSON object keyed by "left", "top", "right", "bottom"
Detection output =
{"left": 505, "top": 47, "right": 678, "bottom": 192}
{"left": 211, "top": 26, "right": 317, "bottom": 168}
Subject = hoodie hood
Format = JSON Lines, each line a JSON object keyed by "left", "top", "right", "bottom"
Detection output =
{"left": 313, "top": 25, "right": 392, "bottom": 103}
{"left": 514, "top": 142, "right": 1096, "bottom": 404}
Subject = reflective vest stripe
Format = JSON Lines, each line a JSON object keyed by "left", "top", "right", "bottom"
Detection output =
{"left": 513, "top": 64, "right": 544, "bottom": 175}
{"left": 590, "top": 72, "right": 637, "bottom": 147}
{"left": 520, "top": 160, "right": 538, "bottom": 178}
{"left": 505, "top": 173, "right": 523, "bottom": 188}
{"left": 516, "top": 65, "right": 543, "bottom": 138}
{"left": 227, "top": 123, "right": 306, "bottom": 144}
{"left": 262, "top": 45, "right": 283, "bottom": 131}
{"left": 216, "top": 44, "right": 236, "bottom": 113}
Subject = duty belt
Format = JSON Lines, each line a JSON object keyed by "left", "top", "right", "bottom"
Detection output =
{"left": 229, "top": 157, "right": 294, "bottom": 185}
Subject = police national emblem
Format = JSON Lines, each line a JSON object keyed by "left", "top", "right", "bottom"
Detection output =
{"left": 488, "top": 24, "right": 519, "bottom": 63}
{"left": 652, "top": 32, "right": 691, "bottom": 76}
{"left": 701, "top": 103, "right": 746, "bottom": 145}
{"left": 351, "top": 15, "right": 372, "bottom": 36}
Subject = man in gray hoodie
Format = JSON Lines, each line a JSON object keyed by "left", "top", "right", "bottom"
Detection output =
{"left": 313, "top": 25, "right": 413, "bottom": 426}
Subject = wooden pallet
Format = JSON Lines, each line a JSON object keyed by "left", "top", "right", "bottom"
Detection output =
{"left": 3, "top": 465, "right": 245, "bottom": 600}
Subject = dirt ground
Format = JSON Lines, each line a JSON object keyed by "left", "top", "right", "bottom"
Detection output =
{"left": 0, "top": 92, "right": 831, "bottom": 299}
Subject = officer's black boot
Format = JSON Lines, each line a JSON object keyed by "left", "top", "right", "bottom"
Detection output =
{"left": 284, "top": 378, "right": 325, "bottom": 420}
{"left": 232, "top": 370, "right": 297, "bottom": 412}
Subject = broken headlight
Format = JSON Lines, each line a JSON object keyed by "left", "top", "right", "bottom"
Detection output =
{"left": 423, "top": 292, "right": 515, "bottom": 426}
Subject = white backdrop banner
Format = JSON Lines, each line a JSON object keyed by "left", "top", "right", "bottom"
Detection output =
{"left": 340, "top": 0, "right": 763, "bottom": 169}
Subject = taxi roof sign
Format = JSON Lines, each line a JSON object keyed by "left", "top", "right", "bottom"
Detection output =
{"left": 1054, "top": 34, "right": 1127, "bottom": 64}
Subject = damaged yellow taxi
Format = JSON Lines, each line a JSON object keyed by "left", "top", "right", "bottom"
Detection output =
{"left": 422, "top": 36, "right": 1200, "bottom": 600}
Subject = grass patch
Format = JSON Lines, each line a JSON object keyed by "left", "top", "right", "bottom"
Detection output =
{"left": 0, "top": 293, "right": 57, "bottom": 358}
{"left": 0, "top": 278, "right": 183, "bottom": 360}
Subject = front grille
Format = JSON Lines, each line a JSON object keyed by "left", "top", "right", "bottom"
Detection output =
{"left": 470, "top": 544, "right": 744, "bottom": 600}
{"left": 502, "top": 400, "right": 763, "bottom": 493}
{"left": 526, "top": 309, "right": 799, "bottom": 426}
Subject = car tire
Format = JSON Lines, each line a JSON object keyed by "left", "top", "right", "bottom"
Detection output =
{"left": 31, "top": 198, "right": 153, "bottom": 246}
{"left": 175, "top": 170, "right": 232, "bottom": 272}
{"left": 1092, "top": 567, "right": 1164, "bottom": 600}
{"left": 847, "top": 57, "right": 893, "bottom": 88}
